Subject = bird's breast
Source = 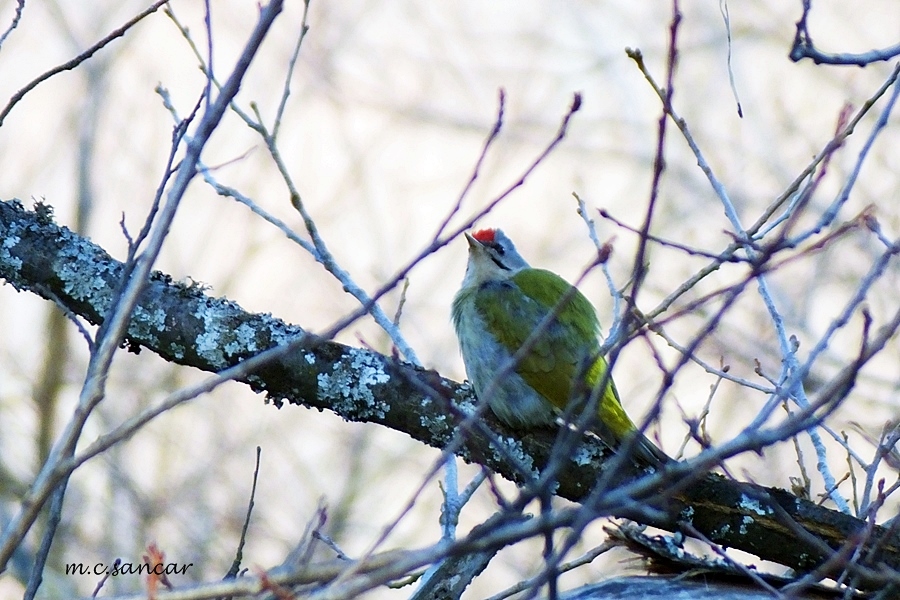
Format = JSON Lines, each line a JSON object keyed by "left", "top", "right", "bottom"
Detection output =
{"left": 451, "top": 286, "right": 558, "bottom": 428}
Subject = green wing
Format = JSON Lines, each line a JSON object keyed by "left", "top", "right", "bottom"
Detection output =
{"left": 473, "top": 269, "right": 631, "bottom": 433}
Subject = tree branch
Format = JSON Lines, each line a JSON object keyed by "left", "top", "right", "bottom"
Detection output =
{"left": 2, "top": 199, "right": 900, "bottom": 586}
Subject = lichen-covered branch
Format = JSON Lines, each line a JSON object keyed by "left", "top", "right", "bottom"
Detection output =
{"left": 2, "top": 198, "right": 899, "bottom": 584}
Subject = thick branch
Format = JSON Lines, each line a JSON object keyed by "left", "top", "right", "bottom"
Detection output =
{"left": 2, "top": 199, "right": 900, "bottom": 582}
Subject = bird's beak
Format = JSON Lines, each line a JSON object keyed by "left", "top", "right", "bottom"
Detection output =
{"left": 464, "top": 232, "right": 480, "bottom": 250}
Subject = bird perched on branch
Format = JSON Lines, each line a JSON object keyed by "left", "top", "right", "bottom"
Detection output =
{"left": 451, "top": 228, "right": 670, "bottom": 467}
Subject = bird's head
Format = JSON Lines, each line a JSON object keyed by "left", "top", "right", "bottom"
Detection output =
{"left": 460, "top": 228, "right": 530, "bottom": 287}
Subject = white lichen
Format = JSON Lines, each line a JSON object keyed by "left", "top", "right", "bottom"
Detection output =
{"left": 128, "top": 304, "right": 166, "bottom": 346}
{"left": 572, "top": 443, "right": 604, "bottom": 466}
{"left": 224, "top": 322, "right": 258, "bottom": 356}
{"left": 421, "top": 412, "right": 450, "bottom": 443}
{"left": 1, "top": 228, "right": 22, "bottom": 271}
{"left": 317, "top": 349, "right": 390, "bottom": 420}
{"left": 453, "top": 382, "right": 478, "bottom": 416}
{"left": 267, "top": 320, "right": 301, "bottom": 345}
{"left": 491, "top": 436, "right": 539, "bottom": 481}
{"left": 738, "top": 493, "right": 772, "bottom": 516}
{"left": 193, "top": 302, "right": 228, "bottom": 368}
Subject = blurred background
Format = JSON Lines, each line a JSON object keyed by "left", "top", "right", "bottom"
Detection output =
{"left": 0, "top": 0, "right": 899, "bottom": 597}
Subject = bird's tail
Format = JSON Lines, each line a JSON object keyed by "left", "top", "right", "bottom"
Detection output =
{"left": 621, "top": 429, "right": 673, "bottom": 468}
{"left": 588, "top": 415, "right": 673, "bottom": 469}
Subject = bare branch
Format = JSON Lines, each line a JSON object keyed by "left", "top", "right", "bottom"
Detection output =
{"left": 790, "top": 0, "right": 900, "bottom": 66}
{"left": 0, "top": 0, "right": 170, "bottom": 127}
{"left": 5, "top": 199, "right": 900, "bottom": 587}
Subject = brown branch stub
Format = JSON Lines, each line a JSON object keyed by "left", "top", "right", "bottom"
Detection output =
{"left": 3, "top": 198, "right": 900, "bottom": 584}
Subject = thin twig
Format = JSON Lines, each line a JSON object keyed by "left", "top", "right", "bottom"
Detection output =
{"left": 0, "top": 0, "right": 286, "bottom": 572}
{"left": 0, "top": 0, "right": 170, "bottom": 127}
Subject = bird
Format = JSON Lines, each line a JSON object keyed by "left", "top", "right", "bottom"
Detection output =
{"left": 451, "top": 228, "right": 670, "bottom": 467}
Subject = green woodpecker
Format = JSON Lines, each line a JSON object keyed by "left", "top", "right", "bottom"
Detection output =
{"left": 451, "top": 228, "right": 670, "bottom": 467}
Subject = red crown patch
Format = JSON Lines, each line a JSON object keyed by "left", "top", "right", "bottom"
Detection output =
{"left": 471, "top": 229, "right": 496, "bottom": 243}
